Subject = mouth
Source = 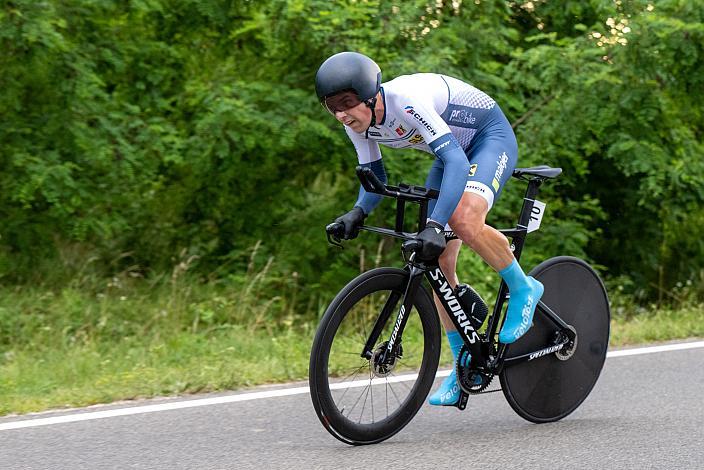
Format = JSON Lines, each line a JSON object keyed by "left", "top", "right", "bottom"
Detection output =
{"left": 344, "top": 119, "right": 356, "bottom": 126}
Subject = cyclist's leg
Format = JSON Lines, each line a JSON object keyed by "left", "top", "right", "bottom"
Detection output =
{"left": 427, "top": 241, "right": 468, "bottom": 405}
{"left": 425, "top": 164, "right": 484, "bottom": 406}
{"left": 424, "top": 165, "right": 470, "bottom": 406}
{"left": 450, "top": 110, "right": 543, "bottom": 344}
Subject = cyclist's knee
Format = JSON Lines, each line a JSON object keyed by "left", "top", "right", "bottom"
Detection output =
{"left": 450, "top": 195, "right": 488, "bottom": 246}
{"left": 450, "top": 193, "right": 487, "bottom": 224}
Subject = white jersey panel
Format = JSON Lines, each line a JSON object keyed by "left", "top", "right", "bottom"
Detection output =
{"left": 344, "top": 73, "right": 497, "bottom": 155}
{"left": 345, "top": 125, "right": 382, "bottom": 164}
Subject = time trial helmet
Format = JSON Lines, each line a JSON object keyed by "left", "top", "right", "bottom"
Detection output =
{"left": 315, "top": 52, "right": 381, "bottom": 112}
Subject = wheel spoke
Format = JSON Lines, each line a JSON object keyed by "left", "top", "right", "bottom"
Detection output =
{"left": 345, "top": 381, "right": 371, "bottom": 419}
{"left": 387, "top": 371, "right": 413, "bottom": 393}
{"left": 334, "top": 365, "right": 367, "bottom": 407}
{"left": 369, "top": 365, "right": 375, "bottom": 422}
{"left": 386, "top": 379, "right": 404, "bottom": 407}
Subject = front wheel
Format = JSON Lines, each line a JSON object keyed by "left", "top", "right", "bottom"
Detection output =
{"left": 309, "top": 267, "right": 441, "bottom": 445}
{"left": 500, "top": 256, "right": 610, "bottom": 423}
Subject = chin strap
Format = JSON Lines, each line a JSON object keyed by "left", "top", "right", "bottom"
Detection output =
{"left": 364, "top": 96, "right": 378, "bottom": 139}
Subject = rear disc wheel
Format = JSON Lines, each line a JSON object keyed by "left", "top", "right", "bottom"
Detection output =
{"left": 500, "top": 256, "right": 610, "bottom": 423}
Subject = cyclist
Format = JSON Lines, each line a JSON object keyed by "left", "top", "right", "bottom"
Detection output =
{"left": 316, "top": 52, "right": 543, "bottom": 407}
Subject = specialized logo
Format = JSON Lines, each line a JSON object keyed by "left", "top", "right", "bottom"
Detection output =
{"left": 468, "top": 164, "right": 477, "bottom": 177}
{"left": 529, "top": 344, "right": 563, "bottom": 361}
{"left": 408, "top": 134, "right": 424, "bottom": 144}
{"left": 404, "top": 106, "right": 437, "bottom": 136}
{"left": 387, "top": 305, "right": 406, "bottom": 351}
{"left": 395, "top": 124, "right": 406, "bottom": 136}
{"left": 492, "top": 152, "right": 509, "bottom": 192}
{"left": 449, "top": 109, "right": 477, "bottom": 125}
{"left": 429, "top": 268, "right": 480, "bottom": 344}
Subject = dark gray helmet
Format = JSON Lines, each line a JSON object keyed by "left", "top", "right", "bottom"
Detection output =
{"left": 315, "top": 52, "right": 381, "bottom": 102}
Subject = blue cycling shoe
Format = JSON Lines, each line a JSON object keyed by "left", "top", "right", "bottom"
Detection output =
{"left": 499, "top": 276, "right": 544, "bottom": 344}
{"left": 429, "top": 353, "right": 482, "bottom": 406}
{"left": 428, "top": 370, "right": 462, "bottom": 406}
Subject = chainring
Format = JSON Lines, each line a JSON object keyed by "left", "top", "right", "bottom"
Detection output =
{"left": 456, "top": 345, "right": 494, "bottom": 394}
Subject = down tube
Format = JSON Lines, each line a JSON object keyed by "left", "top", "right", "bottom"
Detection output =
{"left": 424, "top": 266, "right": 483, "bottom": 358}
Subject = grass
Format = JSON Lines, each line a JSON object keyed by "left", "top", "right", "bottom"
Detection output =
{"left": 610, "top": 305, "right": 704, "bottom": 345}
{"left": 0, "top": 328, "right": 314, "bottom": 415}
{"left": 0, "top": 274, "right": 701, "bottom": 416}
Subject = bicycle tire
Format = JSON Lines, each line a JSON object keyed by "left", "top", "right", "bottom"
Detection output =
{"left": 500, "top": 256, "right": 610, "bottom": 423}
{"left": 309, "top": 267, "right": 441, "bottom": 445}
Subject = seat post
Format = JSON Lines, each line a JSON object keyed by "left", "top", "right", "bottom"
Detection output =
{"left": 511, "top": 179, "right": 543, "bottom": 261}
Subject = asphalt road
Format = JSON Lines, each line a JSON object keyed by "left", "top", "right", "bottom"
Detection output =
{"left": 1, "top": 342, "right": 703, "bottom": 470}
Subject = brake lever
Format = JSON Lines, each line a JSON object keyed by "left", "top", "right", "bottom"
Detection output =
{"left": 325, "top": 222, "right": 345, "bottom": 249}
{"left": 326, "top": 232, "right": 344, "bottom": 249}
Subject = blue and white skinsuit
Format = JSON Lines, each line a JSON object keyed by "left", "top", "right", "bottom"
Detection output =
{"left": 343, "top": 73, "right": 543, "bottom": 406}
{"left": 347, "top": 73, "right": 517, "bottom": 226}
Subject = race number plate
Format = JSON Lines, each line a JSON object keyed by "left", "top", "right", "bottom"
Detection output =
{"left": 527, "top": 199, "right": 546, "bottom": 233}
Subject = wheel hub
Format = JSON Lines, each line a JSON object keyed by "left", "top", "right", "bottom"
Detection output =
{"left": 371, "top": 342, "right": 402, "bottom": 378}
{"left": 556, "top": 326, "right": 578, "bottom": 361}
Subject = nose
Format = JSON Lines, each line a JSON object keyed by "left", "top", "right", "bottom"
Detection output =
{"left": 334, "top": 110, "right": 347, "bottom": 121}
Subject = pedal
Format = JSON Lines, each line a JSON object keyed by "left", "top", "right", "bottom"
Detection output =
{"left": 455, "top": 391, "right": 469, "bottom": 410}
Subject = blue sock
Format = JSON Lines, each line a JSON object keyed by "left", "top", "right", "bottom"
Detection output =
{"left": 498, "top": 260, "right": 544, "bottom": 344}
{"left": 428, "top": 331, "right": 467, "bottom": 406}
{"left": 446, "top": 330, "right": 464, "bottom": 357}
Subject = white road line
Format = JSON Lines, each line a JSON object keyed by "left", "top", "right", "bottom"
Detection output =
{"left": 1, "top": 340, "right": 703, "bottom": 432}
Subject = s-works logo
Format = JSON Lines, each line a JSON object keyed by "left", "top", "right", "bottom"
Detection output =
{"left": 404, "top": 106, "right": 437, "bottom": 136}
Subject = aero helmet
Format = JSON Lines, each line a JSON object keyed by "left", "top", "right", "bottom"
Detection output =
{"left": 315, "top": 52, "right": 382, "bottom": 134}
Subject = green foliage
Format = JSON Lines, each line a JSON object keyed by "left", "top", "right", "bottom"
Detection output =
{"left": 0, "top": 0, "right": 702, "bottom": 308}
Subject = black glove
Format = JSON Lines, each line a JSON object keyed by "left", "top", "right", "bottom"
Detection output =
{"left": 334, "top": 207, "right": 367, "bottom": 240}
{"left": 416, "top": 221, "right": 446, "bottom": 260}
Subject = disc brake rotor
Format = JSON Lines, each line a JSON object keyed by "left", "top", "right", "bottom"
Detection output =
{"left": 556, "top": 326, "right": 578, "bottom": 361}
{"left": 371, "top": 341, "right": 403, "bottom": 378}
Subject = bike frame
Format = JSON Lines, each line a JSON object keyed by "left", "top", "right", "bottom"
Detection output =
{"left": 346, "top": 166, "right": 575, "bottom": 374}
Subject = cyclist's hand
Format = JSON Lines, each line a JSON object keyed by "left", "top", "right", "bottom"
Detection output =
{"left": 416, "top": 221, "right": 446, "bottom": 260}
{"left": 334, "top": 207, "right": 367, "bottom": 240}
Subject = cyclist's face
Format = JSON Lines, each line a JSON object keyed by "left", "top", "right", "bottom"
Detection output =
{"left": 323, "top": 91, "right": 371, "bottom": 133}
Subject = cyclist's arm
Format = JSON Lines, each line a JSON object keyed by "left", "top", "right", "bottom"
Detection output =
{"left": 402, "top": 97, "right": 470, "bottom": 226}
{"left": 345, "top": 126, "right": 387, "bottom": 215}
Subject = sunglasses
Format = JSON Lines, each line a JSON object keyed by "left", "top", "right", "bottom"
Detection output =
{"left": 322, "top": 91, "right": 364, "bottom": 114}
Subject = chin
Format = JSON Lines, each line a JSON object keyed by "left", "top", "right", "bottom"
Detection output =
{"left": 350, "top": 123, "right": 366, "bottom": 134}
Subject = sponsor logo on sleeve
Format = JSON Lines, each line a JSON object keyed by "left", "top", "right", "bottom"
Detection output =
{"left": 432, "top": 139, "right": 450, "bottom": 152}
{"left": 395, "top": 124, "right": 406, "bottom": 136}
{"left": 469, "top": 164, "right": 477, "bottom": 177}
{"left": 368, "top": 130, "right": 382, "bottom": 137}
{"left": 404, "top": 105, "right": 437, "bottom": 136}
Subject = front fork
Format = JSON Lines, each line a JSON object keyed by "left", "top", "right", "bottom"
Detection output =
{"left": 361, "top": 265, "right": 425, "bottom": 364}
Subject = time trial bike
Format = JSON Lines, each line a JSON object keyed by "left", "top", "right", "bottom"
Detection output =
{"left": 309, "top": 165, "right": 610, "bottom": 445}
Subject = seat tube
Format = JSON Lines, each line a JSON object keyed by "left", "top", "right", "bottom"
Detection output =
{"left": 512, "top": 180, "right": 541, "bottom": 261}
